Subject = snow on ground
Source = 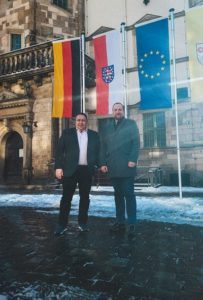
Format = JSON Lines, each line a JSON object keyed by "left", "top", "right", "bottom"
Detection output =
{"left": 91, "top": 185, "right": 203, "bottom": 193}
{"left": 0, "top": 187, "right": 202, "bottom": 227}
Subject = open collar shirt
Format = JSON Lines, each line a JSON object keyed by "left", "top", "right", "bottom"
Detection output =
{"left": 77, "top": 129, "right": 88, "bottom": 165}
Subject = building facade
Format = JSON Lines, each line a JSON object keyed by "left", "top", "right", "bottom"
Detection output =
{"left": 85, "top": 0, "right": 203, "bottom": 186}
{"left": 0, "top": 0, "right": 86, "bottom": 184}
{"left": 1, "top": 0, "right": 203, "bottom": 186}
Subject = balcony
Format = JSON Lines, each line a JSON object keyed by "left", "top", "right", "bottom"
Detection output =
{"left": 0, "top": 41, "right": 95, "bottom": 87}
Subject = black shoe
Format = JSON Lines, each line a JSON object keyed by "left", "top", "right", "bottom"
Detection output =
{"left": 127, "top": 224, "right": 136, "bottom": 237}
{"left": 78, "top": 224, "right": 90, "bottom": 232}
{"left": 109, "top": 222, "right": 126, "bottom": 233}
{"left": 54, "top": 225, "right": 67, "bottom": 236}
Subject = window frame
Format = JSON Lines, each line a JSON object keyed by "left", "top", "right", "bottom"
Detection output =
{"left": 10, "top": 34, "right": 21, "bottom": 51}
{"left": 143, "top": 112, "right": 166, "bottom": 148}
{"left": 177, "top": 87, "right": 189, "bottom": 103}
{"left": 52, "top": 0, "right": 68, "bottom": 10}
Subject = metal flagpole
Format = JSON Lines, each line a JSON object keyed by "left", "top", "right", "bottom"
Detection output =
{"left": 169, "top": 8, "right": 183, "bottom": 199}
{"left": 80, "top": 32, "right": 86, "bottom": 113}
{"left": 121, "top": 22, "right": 128, "bottom": 118}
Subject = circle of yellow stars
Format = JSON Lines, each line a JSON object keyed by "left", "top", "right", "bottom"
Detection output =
{"left": 139, "top": 50, "right": 166, "bottom": 79}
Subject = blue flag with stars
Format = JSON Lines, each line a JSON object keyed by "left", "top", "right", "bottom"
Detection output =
{"left": 135, "top": 18, "right": 172, "bottom": 110}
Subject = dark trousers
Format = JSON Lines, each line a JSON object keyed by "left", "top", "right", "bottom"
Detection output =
{"left": 58, "top": 166, "right": 92, "bottom": 227}
{"left": 111, "top": 177, "right": 136, "bottom": 224}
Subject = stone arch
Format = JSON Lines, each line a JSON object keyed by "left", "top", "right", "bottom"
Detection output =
{"left": 0, "top": 123, "right": 25, "bottom": 183}
{"left": 4, "top": 132, "right": 23, "bottom": 182}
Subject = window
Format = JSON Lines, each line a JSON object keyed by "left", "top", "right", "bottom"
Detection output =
{"left": 11, "top": 34, "right": 21, "bottom": 51}
{"left": 53, "top": 0, "right": 68, "bottom": 9}
{"left": 189, "top": 0, "right": 203, "bottom": 8}
{"left": 143, "top": 112, "right": 166, "bottom": 148}
{"left": 177, "top": 87, "right": 189, "bottom": 102}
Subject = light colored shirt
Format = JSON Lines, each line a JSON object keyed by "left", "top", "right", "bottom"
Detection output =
{"left": 77, "top": 129, "right": 88, "bottom": 165}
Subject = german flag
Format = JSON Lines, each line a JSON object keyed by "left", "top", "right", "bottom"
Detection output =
{"left": 52, "top": 38, "right": 81, "bottom": 118}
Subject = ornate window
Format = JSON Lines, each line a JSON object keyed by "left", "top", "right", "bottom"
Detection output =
{"left": 53, "top": 0, "right": 68, "bottom": 10}
{"left": 143, "top": 112, "right": 166, "bottom": 148}
{"left": 11, "top": 34, "right": 21, "bottom": 51}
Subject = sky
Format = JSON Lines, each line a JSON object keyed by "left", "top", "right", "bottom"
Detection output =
{"left": 0, "top": 186, "right": 202, "bottom": 227}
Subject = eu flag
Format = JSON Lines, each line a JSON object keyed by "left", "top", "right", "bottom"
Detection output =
{"left": 135, "top": 18, "right": 172, "bottom": 110}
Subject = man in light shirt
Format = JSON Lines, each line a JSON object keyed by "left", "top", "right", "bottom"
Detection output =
{"left": 54, "top": 113, "right": 99, "bottom": 235}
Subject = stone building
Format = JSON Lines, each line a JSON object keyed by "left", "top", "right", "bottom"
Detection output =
{"left": 1, "top": 0, "right": 203, "bottom": 187}
{"left": 85, "top": 0, "right": 203, "bottom": 186}
{"left": 0, "top": 0, "right": 93, "bottom": 185}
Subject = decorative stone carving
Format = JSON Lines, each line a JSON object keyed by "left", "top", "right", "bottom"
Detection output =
{"left": 0, "top": 91, "right": 19, "bottom": 101}
{"left": 24, "top": 82, "right": 33, "bottom": 98}
{"left": 33, "top": 75, "right": 42, "bottom": 87}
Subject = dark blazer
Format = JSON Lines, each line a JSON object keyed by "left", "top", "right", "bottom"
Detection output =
{"left": 55, "top": 128, "right": 99, "bottom": 177}
{"left": 100, "top": 118, "right": 140, "bottom": 178}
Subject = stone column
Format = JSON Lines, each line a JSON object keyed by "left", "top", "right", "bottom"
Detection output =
{"left": 23, "top": 127, "right": 33, "bottom": 185}
{"left": 22, "top": 82, "right": 35, "bottom": 185}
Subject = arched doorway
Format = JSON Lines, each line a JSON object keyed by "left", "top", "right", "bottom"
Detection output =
{"left": 4, "top": 132, "right": 23, "bottom": 183}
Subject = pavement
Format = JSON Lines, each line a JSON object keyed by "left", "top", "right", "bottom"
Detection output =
{"left": 0, "top": 205, "right": 203, "bottom": 299}
{"left": 1, "top": 183, "right": 203, "bottom": 197}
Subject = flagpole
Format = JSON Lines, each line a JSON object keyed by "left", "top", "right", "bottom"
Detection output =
{"left": 169, "top": 8, "right": 183, "bottom": 199}
{"left": 121, "top": 22, "right": 128, "bottom": 118}
{"left": 81, "top": 32, "right": 86, "bottom": 113}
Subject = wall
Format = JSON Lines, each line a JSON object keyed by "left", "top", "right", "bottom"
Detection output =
{"left": 0, "top": 0, "right": 85, "bottom": 184}
{"left": 0, "top": 0, "right": 84, "bottom": 53}
{"left": 0, "top": 76, "right": 53, "bottom": 183}
{"left": 85, "top": 0, "right": 203, "bottom": 186}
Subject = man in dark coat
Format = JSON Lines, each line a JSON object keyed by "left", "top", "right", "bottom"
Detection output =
{"left": 100, "top": 103, "right": 140, "bottom": 235}
{"left": 54, "top": 113, "right": 99, "bottom": 235}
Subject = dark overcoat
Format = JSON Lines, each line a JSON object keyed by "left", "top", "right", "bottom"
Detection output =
{"left": 55, "top": 128, "right": 99, "bottom": 177}
{"left": 100, "top": 118, "right": 140, "bottom": 178}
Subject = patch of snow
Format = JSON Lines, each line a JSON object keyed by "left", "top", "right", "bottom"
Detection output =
{"left": 0, "top": 191, "right": 202, "bottom": 227}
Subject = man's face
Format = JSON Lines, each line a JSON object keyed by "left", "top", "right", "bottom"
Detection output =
{"left": 112, "top": 103, "right": 124, "bottom": 120}
{"left": 75, "top": 114, "right": 87, "bottom": 132}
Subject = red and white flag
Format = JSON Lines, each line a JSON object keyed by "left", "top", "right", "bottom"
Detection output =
{"left": 93, "top": 30, "right": 123, "bottom": 115}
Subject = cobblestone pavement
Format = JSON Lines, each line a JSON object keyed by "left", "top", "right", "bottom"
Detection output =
{"left": 0, "top": 207, "right": 203, "bottom": 299}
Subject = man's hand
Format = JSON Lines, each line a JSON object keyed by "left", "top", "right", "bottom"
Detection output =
{"left": 55, "top": 169, "right": 63, "bottom": 180}
{"left": 128, "top": 161, "right": 136, "bottom": 168}
{"left": 100, "top": 166, "right": 108, "bottom": 173}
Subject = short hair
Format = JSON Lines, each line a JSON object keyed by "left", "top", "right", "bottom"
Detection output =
{"left": 112, "top": 102, "right": 124, "bottom": 110}
{"left": 75, "top": 112, "right": 88, "bottom": 120}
